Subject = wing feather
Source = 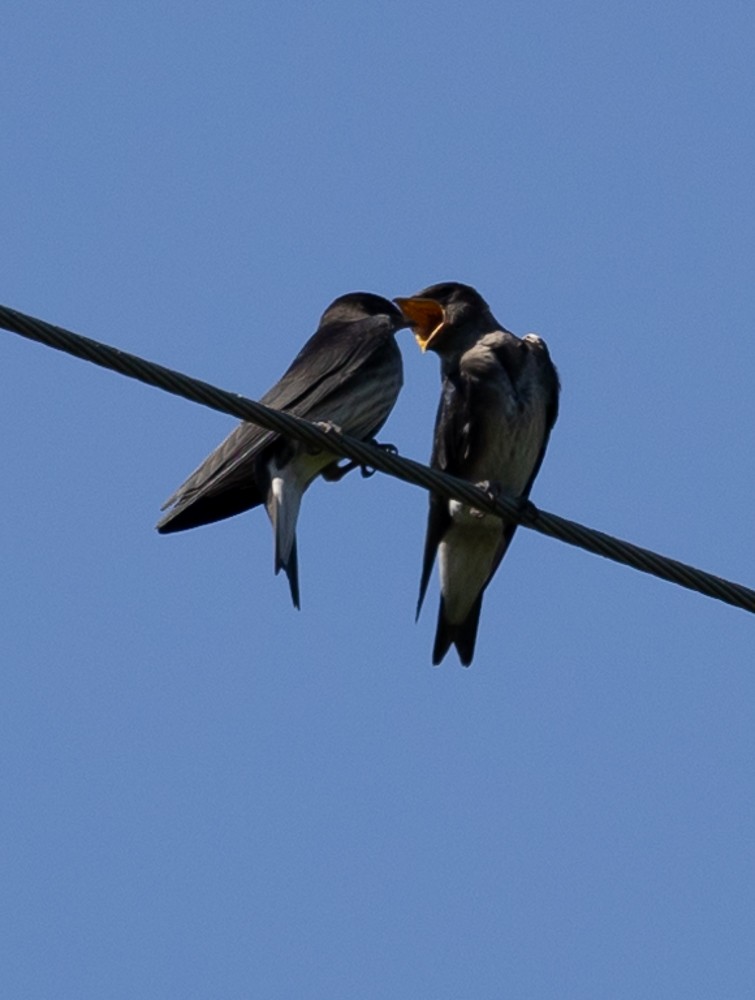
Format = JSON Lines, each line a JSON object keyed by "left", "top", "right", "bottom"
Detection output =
{"left": 158, "top": 316, "right": 400, "bottom": 531}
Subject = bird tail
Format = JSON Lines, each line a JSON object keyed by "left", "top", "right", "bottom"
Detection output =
{"left": 276, "top": 535, "right": 300, "bottom": 611}
{"left": 266, "top": 475, "right": 303, "bottom": 610}
{"left": 432, "top": 595, "right": 483, "bottom": 667}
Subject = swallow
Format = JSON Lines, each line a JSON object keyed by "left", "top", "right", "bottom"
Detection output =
{"left": 157, "top": 292, "right": 408, "bottom": 609}
{"left": 395, "top": 282, "right": 559, "bottom": 666}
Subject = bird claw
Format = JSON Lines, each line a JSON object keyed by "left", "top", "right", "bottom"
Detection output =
{"left": 475, "top": 479, "right": 497, "bottom": 497}
{"left": 469, "top": 480, "right": 503, "bottom": 518}
{"left": 307, "top": 421, "right": 343, "bottom": 455}
{"left": 358, "top": 440, "right": 397, "bottom": 478}
{"left": 321, "top": 460, "right": 353, "bottom": 482}
{"left": 322, "top": 439, "right": 397, "bottom": 482}
{"left": 470, "top": 482, "right": 538, "bottom": 523}
{"left": 315, "top": 420, "right": 342, "bottom": 435}
{"left": 321, "top": 457, "right": 375, "bottom": 481}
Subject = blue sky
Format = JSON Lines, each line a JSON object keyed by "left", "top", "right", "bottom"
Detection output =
{"left": 2, "top": 2, "right": 754, "bottom": 997}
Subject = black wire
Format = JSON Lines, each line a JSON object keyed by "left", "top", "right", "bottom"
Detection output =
{"left": 2, "top": 302, "right": 753, "bottom": 615}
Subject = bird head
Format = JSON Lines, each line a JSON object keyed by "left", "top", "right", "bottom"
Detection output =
{"left": 319, "top": 292, "right": 409, "bottom": 330}
{"left": 394, "top": 282, "right": 493, "bottom": 353}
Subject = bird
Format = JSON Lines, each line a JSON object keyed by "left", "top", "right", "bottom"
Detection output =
{"left": 394, "top": 282, "right": 560, "bottom": 666}
{"left": 157, "top": 292, "right": 408, "bottom": 609}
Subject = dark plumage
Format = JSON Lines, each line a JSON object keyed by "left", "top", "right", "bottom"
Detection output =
{"left": 395, "top": 282, "right": 559, "bottom": 666}
{"left": 158, "top": 292, "right": 407, "bottom": 608}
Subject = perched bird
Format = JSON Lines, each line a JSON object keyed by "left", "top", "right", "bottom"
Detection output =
{"left": 157, "top": 292, "right": 408, "bottom": 609}
{"left": 395, "top": 282, "right": 559, "bottom": 667}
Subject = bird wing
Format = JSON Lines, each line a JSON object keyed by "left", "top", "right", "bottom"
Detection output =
{"left": 416, "top": 375, "right": 469, "bottom": 617}
{"left": 157, "top": 419, "right": 273, "bottom": 521}
{"left": 515, "top": 335, "right": 560, "bottom": 497}
{"left": 478, "top": 333, "right": 561, "bottom": 585}
{"left": 256, "top": 319, "right": 383, "bottom": 416}
{"left": 159, "top": 318, "right": 399, "bottom": 526}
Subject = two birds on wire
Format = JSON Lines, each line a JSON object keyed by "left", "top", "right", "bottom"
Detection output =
{"left": 157, "top": 283, "right": 560, "bottom": 666}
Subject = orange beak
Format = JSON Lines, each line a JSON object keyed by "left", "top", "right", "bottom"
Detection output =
{"left": 394, "top": 296, "right": 446, "bottom": 352}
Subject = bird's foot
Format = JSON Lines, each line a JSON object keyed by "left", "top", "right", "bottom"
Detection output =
{"left": 475, "top": 479, "right": 501, "bottom": 497}
{"left": 315, "top": 420, "right": 343, "bottom": 435}
{"left": 321, "top": 440, "right": 397, "bottom": 481}
{"left": 470, "top": 482, "right": 538, "bottom": 524}
{"left": 321, "top": 459, "right": 355, "bottom": 482}
{"left": 469, "top": 480, "right": 503, "bottom": 518}
{"left": 307, "top": 420, "right": 343, "bottom": 455}
{"left": 357, "top": 440, "right": 397, "bottom": 478}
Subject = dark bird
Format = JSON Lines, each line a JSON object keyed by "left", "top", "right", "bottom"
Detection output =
{"left": 157, "top": 292, "right": 408, "bottom": 609}
{"left": 395, "top": 282, "right": 559, "bottom": 667}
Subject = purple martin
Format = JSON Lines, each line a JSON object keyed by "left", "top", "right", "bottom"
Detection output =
{"left": 395, "top": 283, "right": 559, "bottom": 667}
{"left": 157, "top": 292, "right": 408, "bottom": 609}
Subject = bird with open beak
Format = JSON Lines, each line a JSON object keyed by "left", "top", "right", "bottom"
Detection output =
{"left": 395, "top": 282, "right": 560, "bottom": 666}
{"left": 157, "top": 292, "right": 408, "bottom": 609}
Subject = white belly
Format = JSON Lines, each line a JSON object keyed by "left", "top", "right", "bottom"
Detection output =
{"left": 438, "top": 501, "right": 504, "bottom": 623}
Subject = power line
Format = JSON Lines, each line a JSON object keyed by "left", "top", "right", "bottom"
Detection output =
{"left": 2, "top": 301, "right": 754, "bottom": 616}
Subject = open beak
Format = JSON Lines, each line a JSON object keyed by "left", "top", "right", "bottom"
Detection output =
{"left": 393, "top": 296, "right": 446, "bottom": 352}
